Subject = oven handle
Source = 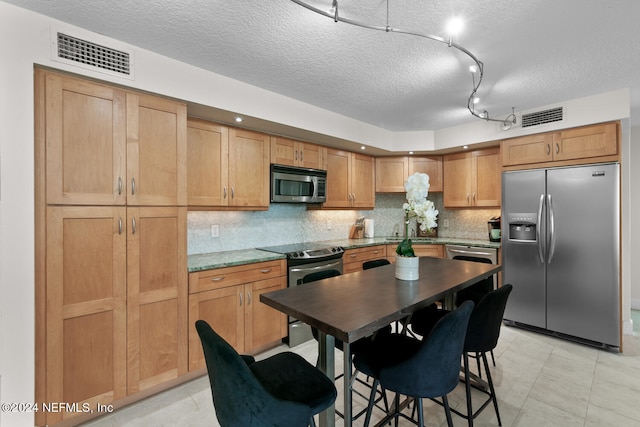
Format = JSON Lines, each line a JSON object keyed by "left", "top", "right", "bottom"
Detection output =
{"left": 289, "top": 259, "right": 343, "bottom": 276}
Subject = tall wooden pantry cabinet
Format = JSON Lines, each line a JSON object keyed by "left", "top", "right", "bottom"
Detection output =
{"left": 35, "top": 69, "right": 187, "bottom": 426}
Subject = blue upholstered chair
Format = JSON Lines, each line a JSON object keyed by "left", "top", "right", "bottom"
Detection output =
{"left": 195, "top": 320, "right": 337, "bottom": 427}
{"left": 353, "top": 300, "right": 475, "bottom": 427}
{"left": 408, "top": 284, "right": 513, "bottom": 426}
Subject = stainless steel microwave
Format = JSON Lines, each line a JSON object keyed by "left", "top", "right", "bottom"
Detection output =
{"left": 270, "top": 164, "right": 327, "bottom": 203}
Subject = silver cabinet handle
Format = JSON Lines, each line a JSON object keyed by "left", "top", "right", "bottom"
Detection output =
{"left": 239, "top": 292, "right": 243, "bottom": 306}
{"left": 118, "top": 217, "right": 123, "bottom": 235}
{"left": 555, "top": 143, "right": 560, "bottom": 154}
{"left": 295, "top": 150, "right": 299, "bottom": 161}
{"left": 231, "top": 187, "right": 235, "bottom": 199}
{"left": 210, "top": 277, "right": 225, "bottom": 282}
{"left": 260, "top": 268, "right": 272, "bottom": 273}
{"left": 118, "top": 177, "right": 122, "bottom": 195}
{"left": 547, "top": 144, "right": 551, "bottom": 155}
{"left": 473, "top": 193, "right": 476, "bottom": 202}
{"left": 467, "top": 193, "right": 471, "bottom": 204}
{"left": 131, "top": 178, "right": 136, "bottom": 196}
{"left": 131, "top": 216, "right": 136, "bottom": 234}
{"left": 223, "top": 186, "right": 227, "bottom": 199}
{"left": 349, "top": 254, "right": 357, "bottom": 258}
{"left": 247, "top": 291, "right": 252, "bottom": 305}
{"left": 300, "top": 151, "right": 304, "bottom": 161}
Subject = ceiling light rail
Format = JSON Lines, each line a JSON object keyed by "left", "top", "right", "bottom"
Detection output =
{"left": 290, "top": 0, "right": 516, "bottom": 129}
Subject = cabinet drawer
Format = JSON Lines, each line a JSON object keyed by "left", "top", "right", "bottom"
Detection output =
{"left": 343, "top": 245, "right": 386, "bottom": 273}
{"left": 386, "top": 244, "right": 444, "bottom": 260}
{"left": 189, "top": 259, "right": 286, "bottom": 293}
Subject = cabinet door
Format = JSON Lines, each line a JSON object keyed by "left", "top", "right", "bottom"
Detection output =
{"left": 351, "top": 153, "right": 375, "bottom": 209}
{"left": 188, "top": 286, "right": 244, "bottom": 371}
{"left": 554, "top": 122, "right": 618, "bottom": 161}
{"left": 299, "top": 142, "right": 324, "bottom": 170}
{"left": 412, "top": 245, "right": 444, "bottom": 258}
{"left": 228, "top": 128, "right": 270, "bottom": 207}
{"left": 474, "top": 148, "right": 501, "bottom": 207}
{"left": 187, "top": 119, "right": 229, "bottom": 206}
{"left": 44, "top": 71, "right": 126, "bottom": 206}
{"left": 45, "top": 206, "right": 127, "bottom": 424}
{"left": 501, "top": 132, "right": 554, "bottom": 166}
{"left": 126, "top": 93, "right": 187, "bottom": 206}
{"left": 127, "top": 207, "right": 187, "bottom": 393}
{"left": 443, "top": 152, "right": 473, "bottom": 207}
{"left": 245, "top": 277, "right": 287, "bottom": 352}
{"left": 270, "top": 136, "right": 298, "bottom": 166}
{"left": 324, "top": 148, "right": 352, "bottom": 208}
{"left": 409, "top": 156, "right": 443, "bottom": 192}
{"left": 376, "top": 157, "right": 409, "bottom": 193}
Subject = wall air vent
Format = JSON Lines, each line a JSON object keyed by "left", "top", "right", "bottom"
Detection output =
{"left": 53, "top": 31, "right": 134, "bottom": 79}
{"left": 521, "top": 107, "right": 563, "bottom": 128}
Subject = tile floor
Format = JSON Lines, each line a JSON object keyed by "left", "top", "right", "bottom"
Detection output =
{"left": 81, "top": 315, "right": 640, "bottom": 427}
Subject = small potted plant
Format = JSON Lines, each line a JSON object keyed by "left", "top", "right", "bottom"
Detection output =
{"left": 395, "top": 172, "right": 439, "bottom": 280}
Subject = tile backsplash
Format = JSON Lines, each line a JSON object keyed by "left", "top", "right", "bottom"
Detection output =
{"left": 187, "top": 193, "right": 500, "bottom": 254}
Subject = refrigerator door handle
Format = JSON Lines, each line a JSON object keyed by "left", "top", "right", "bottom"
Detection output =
{"left": 537, "top": 194, "right": 545, "bottom": 263}
{"left": 547, "top": 194, "right": 556, "bottom": 264}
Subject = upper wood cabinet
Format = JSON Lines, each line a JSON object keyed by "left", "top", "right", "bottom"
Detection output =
{"left": 375, "top": 156, "right": 443, "bottom": 193}
{"left": 44, "top": 71, "right": 186, "bottom": 206}
{"left": 270, "top": 136, "right": 324, "bottom": 170}
{"left": 324, "top": 148, "right": 375, "bottom": 209}
{"left": 501, "top": 121, "right": 618, "bottom": 167}
{"left": 187, "top": 121, "right": 270, "bottom": 208}
{"left": 44, "top": 72, "right": 127, "bottom": 206}
{"left": 126, "top": 93, "right": 187, "bottom": 206}
{"left": 444, "top": 147, "right": 501, "bottom": 208}
{"left": 187, "top": 119, "right": 229, "bottom": 206}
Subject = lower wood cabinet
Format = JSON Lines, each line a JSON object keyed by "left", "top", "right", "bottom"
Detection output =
{"left": 188, "top": 260, "right": 287, "bottom": 371}
{"left": 343, "top": 245, "right": 387, "bottom": 273}
{"left": 386, "top": 244, "right": 444, "bottom": 261}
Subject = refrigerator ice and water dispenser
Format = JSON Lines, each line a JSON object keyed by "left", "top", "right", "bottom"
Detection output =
{"left": 507, "top": 213, "right": 537, "bottom": 242}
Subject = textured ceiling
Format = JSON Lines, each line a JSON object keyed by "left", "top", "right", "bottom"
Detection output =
{"left": 6, "top": 0, "right": 640, "bottom": 131}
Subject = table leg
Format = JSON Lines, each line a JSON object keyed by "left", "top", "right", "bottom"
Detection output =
{"left": 317, "top": 331, "right": 335, "bottom": 427}
{"left": 342, "top": 343, "right": 352, "bottom": 427}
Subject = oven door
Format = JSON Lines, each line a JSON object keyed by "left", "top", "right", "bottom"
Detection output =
{"left": 287, "top": 258, "right": 343, "bottom": 347}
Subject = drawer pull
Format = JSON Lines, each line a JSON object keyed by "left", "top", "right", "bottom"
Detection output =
{"left": 210, "top": 277, "right": 225, "bottom": 282}
{"left": 350, "top": 254, "right": 357, "bottom": 258}
{"left": 260, "top": 268, "right": 272, "bottom": 273}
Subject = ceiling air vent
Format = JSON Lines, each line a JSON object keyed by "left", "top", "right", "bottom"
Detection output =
{"left": 521, "top": 107, "right": 563, "bottom": 128}
{"left": 55, "top": 32, "right": 132, "bottom": 77}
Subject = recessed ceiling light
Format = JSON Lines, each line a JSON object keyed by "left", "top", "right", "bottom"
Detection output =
{"left": 360, "top": 146, "right": 366, "bottom": 150}
{"left": 235, "top": 116, "right": 243, "bottom": 123}
{"left": 409, "top": 151, "right": 414, "bottom": 155}
{"left": 463, "top": 145, "right": 469, "bottom": 149}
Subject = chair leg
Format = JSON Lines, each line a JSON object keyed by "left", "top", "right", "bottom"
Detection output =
{"left": 309, "top": 415, "right": 316, "bottom": 427}
{"left": 416, "top": 397, "right": 424, "bottom": 427}
{"left": 463, "top": 352, "right": 474, "bottom": 427}
{"left": 363, "top": 378, "right": 379, "bottom": 427}
{"left": 482, "top": 352, "right": 502, "bottom": 426}
{"left": 442, "top": 395, "right": 454, "bottom": 427}
{"left": 491, "top": 349, "right": 496, "bottom": 366}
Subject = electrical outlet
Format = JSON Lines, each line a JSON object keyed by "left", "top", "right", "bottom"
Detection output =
{"left": 210, "top": 224, "right": 220, "bottom": 238}
{"left": 327, "top": 220, "right": 332, "bottom": 230}
{"left": 443, "top": 219, "right": 450, "bottom": 228}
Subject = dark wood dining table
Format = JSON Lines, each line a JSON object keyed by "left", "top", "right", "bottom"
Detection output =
{"left": 260, "top": 256, "right": 501, "bottom": 427}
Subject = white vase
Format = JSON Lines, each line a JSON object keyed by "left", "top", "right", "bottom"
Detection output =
{"left": 395, "top": 255, "right": 420, "bottom": 280}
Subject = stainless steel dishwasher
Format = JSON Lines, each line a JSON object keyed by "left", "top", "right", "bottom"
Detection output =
{"left": 445, "top": 244, "right": 498, "bottom": 288}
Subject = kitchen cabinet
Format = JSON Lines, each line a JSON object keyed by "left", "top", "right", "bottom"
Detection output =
{"left": 187, "top": 119, "right": 229, "bottom": 206}
{"left": 343, "top": 245, "right": 387, "bottom": 273}
{"left": 386, "top": 244, "right": 444, "bottom": 261}
{"left": 501, "top": 121, "right": 618, "bottom": 168}
{"left": 45, "top": 71, "right": 186, "bottom": 206}
{"left": 324, "top": 148, "right": 375, "bottom": 209}
{"left": 126, "top": 206, "right": 188, "bottom": 394}
{"left": 45, "top": 206, "right": 127, "bottom": 425}
{"left": 188, "top": 260, "right": 287, "bottom": 370}
{"left": 443, "top": 147, "right": 501, "bottom": 208}
{"left": 36, "top": 69, "right": 189, "bottom": 426}
{"left": 270, "top": 136, "right": 324, "bottom": 169}
{"left": 375, "top": 156, "right": 443, "bottom": 193}
{"left": 187, "top": 122, "right": 270, "bottom": 208}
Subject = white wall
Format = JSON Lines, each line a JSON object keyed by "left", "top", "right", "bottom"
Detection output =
{"left": 631, "top": 126, "right": 640, "bottom": 310}
{"left": 0, "top": 3, "right": 636, "bottom": 426}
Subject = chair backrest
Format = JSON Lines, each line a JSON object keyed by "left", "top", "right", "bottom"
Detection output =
{"left": 195, "top": 320, "right": 310, "bottom": 427}
{"left": 362, "top": 259, "right": 391, "bottom": 270}
{"left": 301, "top": 269, "right": 341, "bottom": 284}
{"left": 464, "top": 284, "right": 513, "bottom": 353}
{"left": 379, "top": 300, "right": 474, "bottom": 398}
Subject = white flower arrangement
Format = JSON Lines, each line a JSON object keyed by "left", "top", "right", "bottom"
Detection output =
{"left": 396, "top": 172, "right": 439, "bottom": 257}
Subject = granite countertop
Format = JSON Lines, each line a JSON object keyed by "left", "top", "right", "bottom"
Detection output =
{"left": 188, "top": 237, "right": 500, "bottom": 273}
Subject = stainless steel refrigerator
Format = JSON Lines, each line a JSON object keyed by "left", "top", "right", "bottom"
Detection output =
{"left": 501, "top": 163, "right": 620, "bottom": 349}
